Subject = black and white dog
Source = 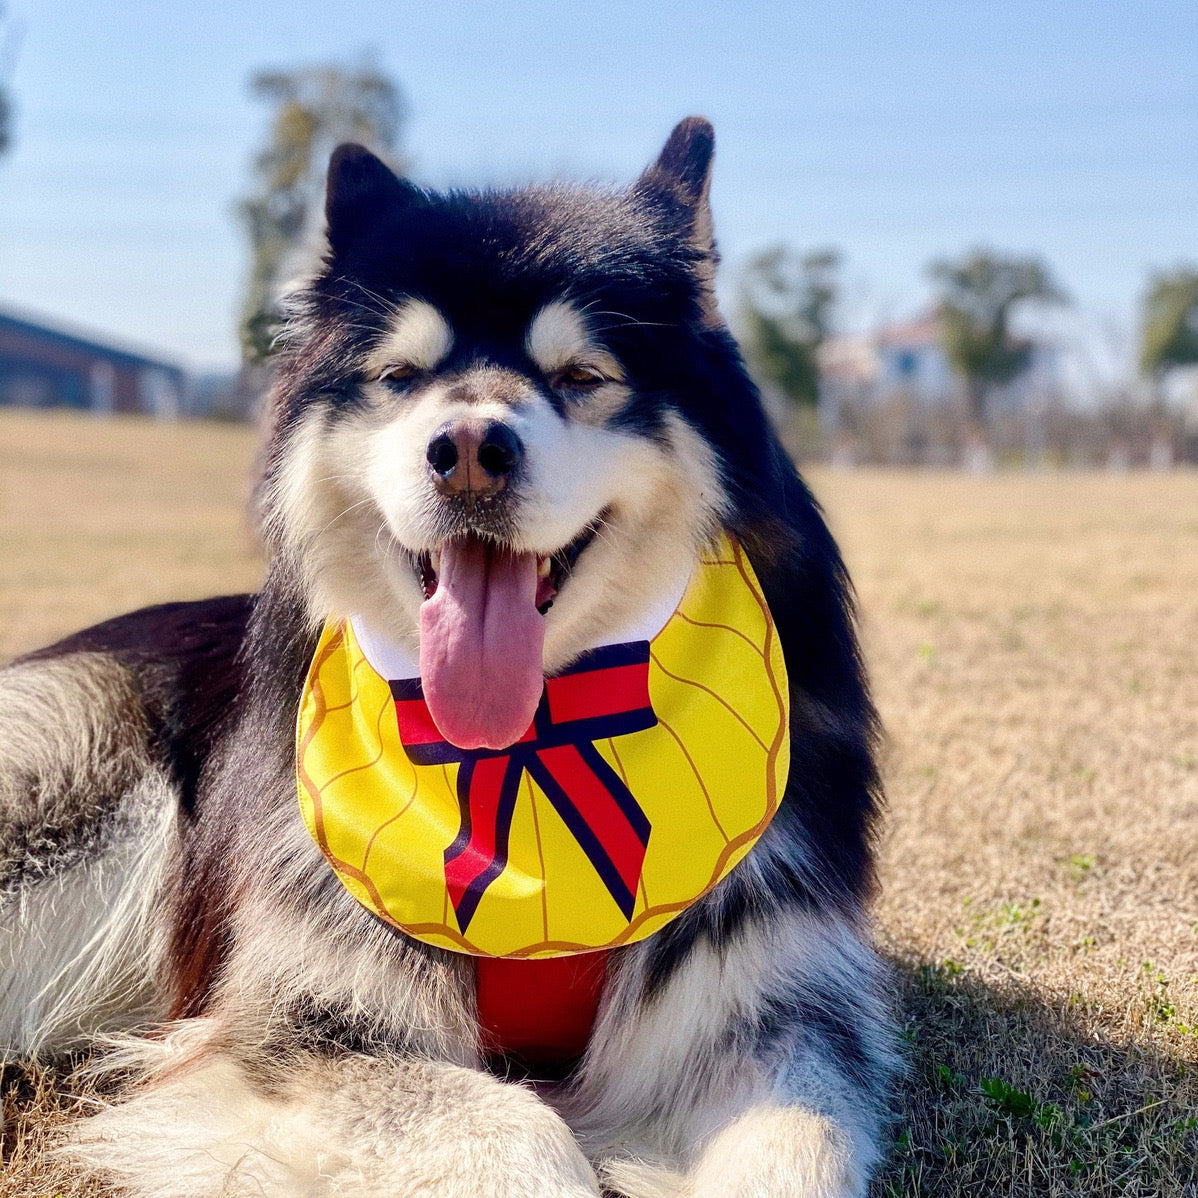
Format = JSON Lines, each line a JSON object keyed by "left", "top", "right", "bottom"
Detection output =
{"left": 0, "top": 119, "right": 896, "bottom": 1197}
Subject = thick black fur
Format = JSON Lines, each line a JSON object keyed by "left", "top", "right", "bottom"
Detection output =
{"left": 24, "top": 596, "right": 256, "bottom": 818}
{"left": 0, "top": 120, "right": 897, "bottom": 1198}
{"left": 265, "top": 139, "right": 883, "bottom": 1005}
{"left": 18, "top": 134, "right": 881, "bottom": 1028}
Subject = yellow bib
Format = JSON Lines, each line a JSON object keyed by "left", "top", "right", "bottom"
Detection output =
{"left": 296, "top": 533, "right": 789, "bottom": 958}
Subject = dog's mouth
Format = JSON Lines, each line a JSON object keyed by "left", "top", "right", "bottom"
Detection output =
{"left": 410, "top": 516, "right": 604, "bottom": 752}
{"left": 413, "top": 519, "right": 600, "bottom": 615}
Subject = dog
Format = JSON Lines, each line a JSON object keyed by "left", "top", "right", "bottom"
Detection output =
{"left": 0, "top": 118, "right": 897, "bottom": 1197}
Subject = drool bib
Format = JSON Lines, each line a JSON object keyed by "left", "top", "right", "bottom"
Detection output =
{"left": 296, "top": 533, "right": 789, "bottom": 959}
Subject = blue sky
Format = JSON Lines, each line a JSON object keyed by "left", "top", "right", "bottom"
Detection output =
{"left": 0, "top": 0, "right": 1194, "bottom": 370}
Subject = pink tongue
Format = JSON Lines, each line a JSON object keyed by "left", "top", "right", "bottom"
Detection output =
{"left": 419, "top": 538, "right": 546, "bottom": 750}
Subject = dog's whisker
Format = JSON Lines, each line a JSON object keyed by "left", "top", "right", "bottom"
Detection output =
{"left": 315, "top": 496, "right": 378, "bottom": 539}
{"left": 343, "top": 279, "right": 404, "bottom": 319}
{"left": 588, "top": 312, "right": 672, "bottom": 330}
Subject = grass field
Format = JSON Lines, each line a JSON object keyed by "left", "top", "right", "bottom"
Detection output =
{"left": 2, "top": 409, "right": 1196, "bottom": 1195}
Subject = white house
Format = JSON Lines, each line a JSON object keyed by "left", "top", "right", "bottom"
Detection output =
{"left": 819, "top": 310, "right": 1061, "bottom": 413}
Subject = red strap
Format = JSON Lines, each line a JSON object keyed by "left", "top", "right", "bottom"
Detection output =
{"left": 535, "top": 743, "right": 648, "bottom": 897}
{"left": 391, "top": 643, "right": 656, "bottom": 936}
{"left": 475, "top": 951, "right": 609, "bottom": 1069}
{"left": 544, "top": 661, "right": 652, "bottom": 723}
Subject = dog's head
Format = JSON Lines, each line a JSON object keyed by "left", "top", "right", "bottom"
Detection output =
{"left": 264, "top": 118, "right": 755, "bottom": 750}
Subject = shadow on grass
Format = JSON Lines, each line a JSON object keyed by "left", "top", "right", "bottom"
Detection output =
{"left": 873, "top": 953, "right": 1198, "bottom": 1198}
{"left": 4, "top": 963, "right": 1195, "bottom": 1198}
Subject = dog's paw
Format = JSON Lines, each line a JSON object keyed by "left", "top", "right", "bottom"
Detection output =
{"left": 685, "top": 1106, "right": 865, "bottom": 1198}
{"left": 596, "top": 1157, "right": 688, "bottom": 1198}
{"left": 67, "top": 1050, "right": 602, "bottom": 1198}
{"left": 325, "top": 1058, "right": 602, "bottom": 1198}
{"left": 595, "top": 1107, "right": 863, "bottom": 1198}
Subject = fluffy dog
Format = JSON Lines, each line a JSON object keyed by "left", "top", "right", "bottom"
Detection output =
{"left": 0, "top": 118, "right": 897, "bottom": 1197}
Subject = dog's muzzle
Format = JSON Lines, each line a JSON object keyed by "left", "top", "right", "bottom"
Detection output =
{"left": 427, "top": 419, "right": 523, "bottom": 499}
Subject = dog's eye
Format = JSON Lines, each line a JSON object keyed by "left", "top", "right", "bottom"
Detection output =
{"left": 377, "top": 363, "right": 417, "bottom": 383}
{"left": 551, "top": 364, "right": 607, "bottom": 392}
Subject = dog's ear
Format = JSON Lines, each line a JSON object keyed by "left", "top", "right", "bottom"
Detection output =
{"left": 646, "top": 117, "right": 715, "bottom": 210}
{"left": 325, "top": 143, "right": 424, "bottom": 255}
{"left": 638, "top": 118, "right": 720, "bottom": 321}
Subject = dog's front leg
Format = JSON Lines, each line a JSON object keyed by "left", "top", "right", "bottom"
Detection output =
{"left": 563, "top": 909, "right": 898, "bottom": 1198}
{"left": 656, "top": 1105, "right": 868, "bottom": 1198}
{"left": 68, "top": 1025, "right": 600, "bottom": 1198}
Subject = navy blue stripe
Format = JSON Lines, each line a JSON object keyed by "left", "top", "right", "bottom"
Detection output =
{"left": 387, "top": 639, "right": 650, "bottom": 705}
{"left": 449, "top": 754, "right": 525, "bottom": 933}
{"left": 562, "top": 640, "right": 650, "bottom": 674}
{"left": 523, "top": 754, "right": 638, "bottom": 920}
{"left": 444, "top": 758, "right": 476, "bottom": 864}
{"left": 575, "top": 740, "right": 652, "bottom": 844}
{"left": 389, "top": 677, "right": 425, "bottom": 701}
{"left": 406, "top": 741, "right": 468, "bottom": 766}
{"left": 402, "top": 703, "right": 655, "bottom": 764}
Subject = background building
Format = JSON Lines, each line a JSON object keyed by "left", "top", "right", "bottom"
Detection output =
{"left": 815, "top": 310, "right": 1074, "bottom": 467}
{"left": 0, "top": 305, "right": 188, "bottom": 417}
{"left": 820, "top": 310, "right": 1062, "bottom": 414}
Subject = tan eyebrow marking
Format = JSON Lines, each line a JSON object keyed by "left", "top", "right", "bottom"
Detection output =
{"left": 527, "top": 300, "right": 590, "bottom": 373}
{"left": 365, "top": 300, "right": 454, "bottom": 376}
{"left": 526, "top": 300, "right": 625, "bottom": 381}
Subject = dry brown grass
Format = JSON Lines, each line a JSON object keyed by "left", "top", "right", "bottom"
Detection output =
{"left": 0, "top": 1061, "right": 109, "bottom": 1198}
{"left": 816, "top": 469, "right": 1198, "bottom": 1195}
{"left": 1, "top": 410, "right": 1195, "bottom": 1195}
{"left": 0, "top": 410, "right": 264, "bottom": 659}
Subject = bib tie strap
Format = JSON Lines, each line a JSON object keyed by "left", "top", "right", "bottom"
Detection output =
{"left": 391, "top": 642, "right": 657, "bottom": 933}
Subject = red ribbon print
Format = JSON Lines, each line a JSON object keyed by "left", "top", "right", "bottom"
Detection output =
{"left": 389, "top": 642, "right": 657, "bottom": 934}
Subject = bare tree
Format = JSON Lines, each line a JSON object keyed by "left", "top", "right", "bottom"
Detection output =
{"left": 0, "top": 5, "right": 22, "bottom": 159}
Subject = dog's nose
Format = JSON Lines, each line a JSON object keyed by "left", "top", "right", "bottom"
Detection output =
{"left": 427, "top": 421, "right": 523, "bottom": 496}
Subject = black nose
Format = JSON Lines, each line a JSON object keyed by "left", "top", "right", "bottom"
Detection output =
{"left": 427, "top": 421, "right": 523, "bottom": 496}
{"left": 477, "top": 422, "right": 522, "bottom": 478}
{"left": 427, "top": 432, "right": 459, "bottom": 478}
